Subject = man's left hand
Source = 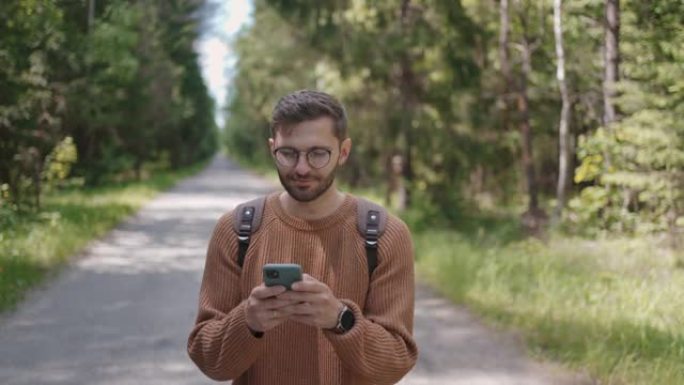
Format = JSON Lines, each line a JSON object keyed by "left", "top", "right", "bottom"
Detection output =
{"left": 277, "top": 274, "right": 344, "bottom": 329}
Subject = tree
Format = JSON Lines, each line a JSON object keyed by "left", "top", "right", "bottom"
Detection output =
{"left": 552, "top": 0, "right": 572, "bottom": 222}
{"left": 1, "top": 0, "right": 218, "bottom": 208}
{"left": 231, "top": 0, "right": 482, "bottom": 216}
{"left": 0, "top": 1, "right": 67, "bottom": 208}
{"left": 499, "top": 0, "right": 512, "bottom": 133}
{"left": 63, "top": 0, "right": 216, "bottom": 183}
{"left": 222, "top": 0, "right": 682, "bottom": 240}
{"left": 512, "top": 0, "right": 545, "bottom": 228}
{"left": 571, "top": 1, "right": 684, "bottom": 239}
{"left": 158, "top": 0, "right": 218, "bottom": 168}
{"left": 603, "top": 0, "right": 620, "bottom": 126}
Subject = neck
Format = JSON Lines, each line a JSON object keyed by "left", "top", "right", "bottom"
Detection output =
{"left": 280, "top": 183, "right": 346, "bottom": 220}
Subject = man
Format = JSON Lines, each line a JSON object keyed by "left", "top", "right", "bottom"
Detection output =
{"left": 187, "top": 90, "right": 417, "bottom": 385}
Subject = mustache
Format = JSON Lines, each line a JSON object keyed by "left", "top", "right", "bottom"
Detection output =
{"left": 288, "top": 174, "right": 318, "bottom": 181}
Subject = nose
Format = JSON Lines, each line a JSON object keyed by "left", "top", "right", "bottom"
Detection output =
{"left": 293, "top": 153, "right": 312, "bottom": 175}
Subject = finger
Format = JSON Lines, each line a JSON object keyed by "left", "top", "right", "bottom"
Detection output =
{"left": 258, "top": 308, "right": 278, "bottom": 321}
{"left": 278, "top": 291, "right": 320, "bottom": 303}
{"left": 250, "top": 306, "right": 290, "bottom": 332}
{"left": 284, "top": 302, "right": 316, "bottom": 316}
{"left": 291, "top": 280, "right": 325, "bottom": 293}
{"left": 268, "top": 309, "right": 291, "bottom": 324}
{"left": 261, "top": 297, "right": 296, "bottom": 310}
{"left": 262, "top": 316, "right": 289, "bottom": 330}
{"left": 269, "top": 309, "right": 279, "bottom": 319}
{"left": 252, "top": 284, "right": 287, "bottom": 299}
{"left": 289, "top": 314, "right": 316, "bottom": 326}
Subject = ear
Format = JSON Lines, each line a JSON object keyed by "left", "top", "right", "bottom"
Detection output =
{"left": 268, "top": 137, "right": 275, "bottom": 154}
{"left": 338, "top": 138, "right": 352, "bottom": 165}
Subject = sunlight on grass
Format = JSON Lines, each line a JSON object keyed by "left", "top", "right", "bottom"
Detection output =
{"left": 414, "top": 227, "right": 684, "bottom": 385}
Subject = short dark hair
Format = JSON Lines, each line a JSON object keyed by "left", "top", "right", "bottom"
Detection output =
{"left": 270, "top": 90, "right": 347, "bottom": 141}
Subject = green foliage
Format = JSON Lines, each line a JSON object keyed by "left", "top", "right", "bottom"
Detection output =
{"left": 571, "top": 2, "right": 684, "bottom": 236}
{"left": 226, "top": 0, "right": 490, "bottom": 209}
{"left": 41, "top": 136, "right": 78, "bottom": 191}
{"left": 1, "top": 0, "right": 217, "bottom": 209}
{"left": 0, "top": 0, "right": 66, "bottom": 209}
{"left": 223, "top": 3, "right": 320, "bottom": 168}
{"left": 415, "top": 224, "right": 684, "bottom": 385}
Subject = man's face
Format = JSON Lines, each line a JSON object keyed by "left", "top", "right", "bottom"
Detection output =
{"left": 269, "top": 117, "right": 351, "bottom": 202}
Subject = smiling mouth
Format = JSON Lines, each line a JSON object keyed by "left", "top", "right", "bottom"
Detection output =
{"left": 292, "top": 177, "right": 316, "bottom": 187}
{"left": 291, "top": 175, "right": 315, "bottom": 182}
{"left": 294, "top": 179, "right": 313, "bottom": 185}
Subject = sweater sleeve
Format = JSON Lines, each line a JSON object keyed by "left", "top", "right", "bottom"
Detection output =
{"left": 324, "top": 217, "right": 418, "bottom": 384}
{"left": 187, "top": 212, "right": 265, "bottom": 381}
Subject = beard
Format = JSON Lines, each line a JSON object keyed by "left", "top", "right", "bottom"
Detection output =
{"left": 277, "top": 166, "right": 337, "bottom": 203}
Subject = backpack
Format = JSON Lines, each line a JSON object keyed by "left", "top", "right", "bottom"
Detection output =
{"left": 232, "top": 196, "right": 387, "bottom": 278}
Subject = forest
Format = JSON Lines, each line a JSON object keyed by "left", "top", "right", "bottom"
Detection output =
{"left": 1, "top": 0, "right": 217, "bottom": 210}
{"left": 224, "top": 0, "right": 683, "bottom": 241}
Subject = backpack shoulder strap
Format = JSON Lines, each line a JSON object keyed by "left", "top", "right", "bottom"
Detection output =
{"left": 232, "top": 196, "right": 267, "bottom": 268}
{"left": 356, "top": 197, "right": 388, "bottom": 278}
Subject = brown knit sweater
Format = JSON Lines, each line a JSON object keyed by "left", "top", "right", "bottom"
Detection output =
{"left": 187, "top": 192, "right": 417, "bottom": 385}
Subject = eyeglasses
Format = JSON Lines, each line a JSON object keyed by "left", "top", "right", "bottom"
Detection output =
{"left": 273, "top": 147, "right": 332, "bottom": 169}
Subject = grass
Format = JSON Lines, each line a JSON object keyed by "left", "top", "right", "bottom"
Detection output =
{"left": 0, "top": 160, "right": 207, "bottom": 313}
{"left": 411, "top": 211, "right": 684, "bottom": 385}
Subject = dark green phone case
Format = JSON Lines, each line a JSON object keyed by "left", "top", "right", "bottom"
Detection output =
{"left": 263, "top": 263, "right": 303, "bottom": 290}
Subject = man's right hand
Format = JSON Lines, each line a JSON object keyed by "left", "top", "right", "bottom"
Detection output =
{"left": 245, "top": 284, "right": 292, "bottom": 333}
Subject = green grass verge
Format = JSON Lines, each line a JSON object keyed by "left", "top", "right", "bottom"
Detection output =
{"left": 412, "top": 215, "right": 684, "bottom": 385}
{"left": 0, "top": 160, "right": 207, "bottom": 313}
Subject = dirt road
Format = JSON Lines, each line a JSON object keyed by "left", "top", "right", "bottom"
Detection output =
{"left": 0, "top": 156, "right": 590, "bottom": 384}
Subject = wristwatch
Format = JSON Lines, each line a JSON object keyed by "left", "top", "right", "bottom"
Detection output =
{"left": 333, "top": 305, "right": 355, "bottom": 334}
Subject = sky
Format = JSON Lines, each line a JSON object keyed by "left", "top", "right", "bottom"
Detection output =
{"left": 196, "top": 0, "right": 254, "bottom": 128}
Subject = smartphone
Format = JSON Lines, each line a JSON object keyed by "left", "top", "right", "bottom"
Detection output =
{"left": 263, "top": 263, "right": 303, "bottom": 290}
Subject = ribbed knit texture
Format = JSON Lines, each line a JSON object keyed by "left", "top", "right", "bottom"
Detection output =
{"left": 187, "top": 192, "right": 418, "bottom": 385}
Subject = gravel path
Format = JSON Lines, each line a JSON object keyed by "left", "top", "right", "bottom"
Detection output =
{"left": 0, "top": 156, "right": 591, "bottom": 385}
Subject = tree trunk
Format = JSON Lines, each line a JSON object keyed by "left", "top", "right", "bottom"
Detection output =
{"left": 517, "top": 11, "right": 539, "bottom": 214}
{"left": 518, "top": 53, "right": 538, "bottom": 212}
{"left": 31, "top": 148, "right": 42, "bottom": 210}
{"left": 88, "top": 0, "right": 95, "bottom": 31}
{"left": 499, "top": 0, "right": 512, "bottom": 130}
{"left": 390, "top": 154, "right": 407, "bottom": 211}
{"left": 399, "top": 55, "right": 415, "bottom": 211}
{"left": 391, "top": 0, "right": 418, "bottom": 212}
{"left": 553, "top": 0, "right": 571, "bottom": 222}
{"left": 604, "top": 0, "right": 633, "bottom": 213}
{"left": 135, "top": 158, "right": 143, "bottom": 181}
{"left": 603, "top": 0, "right": 620, "bottom": 125}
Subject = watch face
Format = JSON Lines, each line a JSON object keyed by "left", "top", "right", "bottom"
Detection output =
{"left": 340, "top": 308, "right": 355, "bottom": 331}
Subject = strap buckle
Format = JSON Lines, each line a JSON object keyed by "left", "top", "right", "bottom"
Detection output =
{"left": 364, "top": 210, "right": 380, "bottom": 248}
{"left": 238, "top": 206, "right": 255, "bottom": 244}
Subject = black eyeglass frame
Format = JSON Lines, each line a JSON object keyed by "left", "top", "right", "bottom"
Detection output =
{"left": 273, "top": 147, "right": 334, "bottom": 169}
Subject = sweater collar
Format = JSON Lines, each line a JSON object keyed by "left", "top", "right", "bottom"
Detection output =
{"left": 268, "top": 192, "right": 355, "bottom": 231}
